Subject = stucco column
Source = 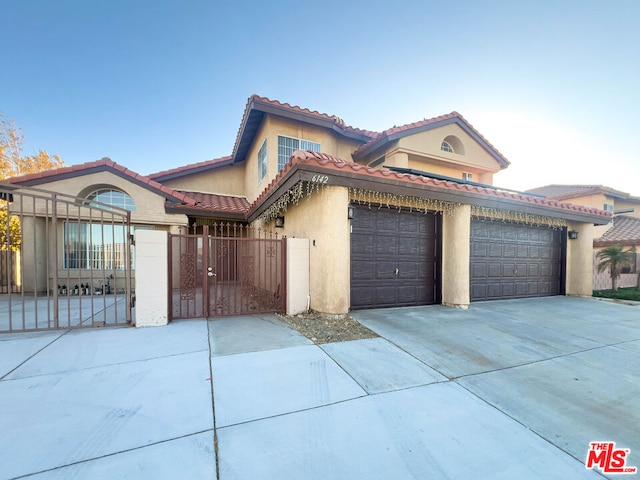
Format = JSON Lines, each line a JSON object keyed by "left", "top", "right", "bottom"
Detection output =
{"left": 135, "top": 230, "right": 169, "bottom": 326}
{"left": 565, "top": 222, "right": 594, "bottom": 296}
{"left": 441, "top": 204, "right": 471, "bottom": 308}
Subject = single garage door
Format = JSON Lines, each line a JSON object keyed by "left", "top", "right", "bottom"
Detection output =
{"left": 470, "top": 219, "right": 563, "bottom": 301}
{"left": 350, "top": 205, "right": 438, "bottom": 309}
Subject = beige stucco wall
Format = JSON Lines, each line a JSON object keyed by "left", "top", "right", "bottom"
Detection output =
{"left": 565, "top": 222, "right": 594, "bottom": 296}
{"left": 441, "top": 204, "right": 471, "bottom": 308}
{"left": 245, "top": 115, "right": 363, "bottom": 203}
{"left": 13, "top": 171, "right": 189, "bottom": 227}
{"left": 397, "top": 124, "right": 501, "bottom": 171}
{"left": 161, "top": 163, "right": 245, "bottom": 197}
{"left": 613, "top": 199, "right": 640, "bottom": 218}
{"left": 260, "top": 185, "right": 350, "bottom": 314}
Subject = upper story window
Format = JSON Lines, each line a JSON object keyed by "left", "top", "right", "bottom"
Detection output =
{"left": 462, "top": 172, "right": 473, "bottom": 181}
{"left": 278, "top": 135, "right": 320, "bottom": 172}
{"left": 441, "top": 135, "right": 465, "bottom": 155}
{"left": 258, "top": 139, "right": 268, "bottom": 182}
{"left": 603, "top": 203, "right": 614, "bottom": 212}
{"left": 441, "top": 141, "right": 454, "bottom": 153}
{"left": 87, "top": 188, "right": 136, "bottom": 211}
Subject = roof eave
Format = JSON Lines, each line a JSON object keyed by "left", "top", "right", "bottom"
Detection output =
{"left": 248, "top": 160, "right": 610, "bottom": 226}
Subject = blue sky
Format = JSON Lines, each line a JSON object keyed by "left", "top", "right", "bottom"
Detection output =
{"left": 3, "top": 0, "right": 639, "bottom": 194}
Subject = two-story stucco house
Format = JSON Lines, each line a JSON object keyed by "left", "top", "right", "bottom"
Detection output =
{"left": 4, "top": 95, "right": 612, "bottom": 315}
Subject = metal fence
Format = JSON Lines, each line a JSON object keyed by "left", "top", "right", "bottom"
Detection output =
{"left": 169, "top": 224, "right": 286, "bottom": 319}
{"left": 0, "top": 183, "right": 133, "bottom": 332}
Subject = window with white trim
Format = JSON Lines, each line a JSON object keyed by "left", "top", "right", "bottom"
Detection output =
{"left": 64, "top": 222, "right": 128, "bottom": 269}
{"left": 258, "top": 139, "right": 268, "bottom": 182}
{"left": 87, "top": 188, "right": 136, "bottom": 211}
{"left": 462, "top": 172, "right": 473, "bottom": 181}
{"left": 278, "top": 135, "right": 320, "bottom": 172}
{"left": 603, "top": 203, "right": 614, "bottom": 212}
{"left": 441, "top": 141, "right": 453, "bottom": 153}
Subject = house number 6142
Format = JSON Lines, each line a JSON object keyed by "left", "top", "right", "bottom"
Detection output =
{"left": 311, "top": 174, "right": 329, "bottom": 184}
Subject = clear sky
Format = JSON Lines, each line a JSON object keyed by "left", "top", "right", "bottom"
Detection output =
{"left": 2, "top": 0, "right": 639, "bottom": 195}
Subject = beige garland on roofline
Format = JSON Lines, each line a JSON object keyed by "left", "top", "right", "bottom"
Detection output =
{"left": 471, "top": 205, "right": 567, "bottom": 228}
{"left": 259, "top": 183, "right": 567, "bottom": 228}
{"left": 349, "top": 188, "right": 460, "bottom": 216}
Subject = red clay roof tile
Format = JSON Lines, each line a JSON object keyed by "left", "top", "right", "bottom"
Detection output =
{"left": 4, "top": 157, "right": 197, "bottom": 206}
{"left": 249, "top": 150, "right": 610, "bottom": 222}
{"left": 148, "top": 156, "right": 233, "bottom": 181}
{"left": 594, "top": 216, "right": 640, "bottom": 246}
{"left": 351, "top": 112, "right": 510, "bottom": 168}
{"left": 176, "top": 190, "right": 249, "bottom": 214}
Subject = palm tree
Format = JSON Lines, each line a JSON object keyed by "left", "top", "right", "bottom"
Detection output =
{"left": 596, "top": 245, "right": 636, "bottom": 291}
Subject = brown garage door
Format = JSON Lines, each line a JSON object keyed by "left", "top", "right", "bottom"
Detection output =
{"left": 470, "top": 219, "right": 563, "bottom": 301}
{"left": 350, "top": 205, "right": 438, "bottom": 309}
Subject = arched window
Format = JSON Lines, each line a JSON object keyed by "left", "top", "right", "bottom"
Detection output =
{"left": 441, "top": 135, "right": 465, "bottom": 155}
{"left": 86, "top": 188, "right": 136, "bottom": 211}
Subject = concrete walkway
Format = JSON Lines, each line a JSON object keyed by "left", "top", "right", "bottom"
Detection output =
{"left": 1, "top": 296, "right": 638, "bottom": 479}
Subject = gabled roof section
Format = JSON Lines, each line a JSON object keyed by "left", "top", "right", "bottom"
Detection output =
{"left": 231, "top": 95, "right": 377, "bottom": 164}
{"left": 527, "top": 184, "right": 631, "bottom": 200}
{"left": 148, "top": 156, "right": 233, "bottom": 182}
{"left": 594, "top": 215, "right": 640, "bottom": 247}
{"left": 4, "top": 157, "right": 197, "bottom": 206}
{"left": 351, "top": 112, "right": 510, "bottom": 169}
{"left": 247, "top": 150, "right": 609, "bottom": 225}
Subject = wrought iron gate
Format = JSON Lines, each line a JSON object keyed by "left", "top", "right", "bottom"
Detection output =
{"left": 0, "top": 183, "right": 133, "bottom": 333}
{"left": 169, "top": 224, "right": 286, "bottom": 319}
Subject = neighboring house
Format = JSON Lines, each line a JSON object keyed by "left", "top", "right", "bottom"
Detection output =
{"left": 3, "top": 95, "right": 611, "bottom": 314}
{"left": 526, "top": 185, "right": 640, "bottom": 289}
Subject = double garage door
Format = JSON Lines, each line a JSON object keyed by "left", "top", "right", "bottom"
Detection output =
{"left": 350, "top": 206, "right": 563, "bottom": 309}
{"left": 470, "top": 219, "right": 563, "bottom": 301}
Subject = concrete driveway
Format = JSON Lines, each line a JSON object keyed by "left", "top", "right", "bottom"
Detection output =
{"left": 1, "top": 297, "right": 638, "bottom": 479}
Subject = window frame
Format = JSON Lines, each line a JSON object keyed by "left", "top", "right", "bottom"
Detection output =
{"left": 441, "top": 141, "right": 454, "bottom": 153}
{"left": 277, "top": 135, "right": 320, "bottom": 172}
{"left": 258, "top": 138, "right": 268, "bottom": 182}
{"left": 462, "top": 172, "right": 473, "bottom": 181}
{"left": 86, "top": 188, "right": 136, "bottom": 211}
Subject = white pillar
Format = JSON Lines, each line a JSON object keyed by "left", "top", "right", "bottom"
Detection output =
{"left": 286, "top": 238, "right": 310, "bottom": 315}
{"left": 135, "top": 230, "right": 169, "bottom": 327}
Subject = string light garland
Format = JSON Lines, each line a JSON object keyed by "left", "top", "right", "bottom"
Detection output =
{"left": 471, "top": 205, "right": 567, "bottom": 228}
{"left": 349, "top": 188, "right": 459, "bottom": 215}
{"left": 259, "top": 182, "right": 568, "bottom": 229}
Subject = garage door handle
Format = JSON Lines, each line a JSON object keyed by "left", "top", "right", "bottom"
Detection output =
{"left": 395, "top": 268, "right": 399, "bottom": 276}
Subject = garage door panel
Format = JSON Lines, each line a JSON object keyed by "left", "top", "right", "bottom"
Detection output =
{"left": 351, "top": 262, "right": 373, "bottom": 280}
{"left": 398, "top": 236, "right": 419, "bottom": 256}
{"left": 375, "top": 262, "right": 397, "bottom": 279}
{"left": 375, "top": 235, "right": 396, "bottom": 255}
{"left": 471, "top": 219, "right": 562, "bottom": 301}
{"left": 473, "top": 242, "right": 488, "bottom": 257}
{"left": 503, "top": 244, "right": 515, "bottom": 257}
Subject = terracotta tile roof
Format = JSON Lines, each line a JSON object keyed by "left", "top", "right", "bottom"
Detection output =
{"left": 351, "top": 112, "right": 510, "bottom": 168}
{"left": 148, "top": 155, "right": 233, "bottom": 182}
{"left": 4, "top": 157, "right": 197, "bottom": 206}
{"left": 249, "top": 150, "right": 610, "bottom": 223}
{"left": 594, "top": 216, "right": 640, "bottom": 246}
{"left": 526, "top": 184, "right": 630, "bottom": 200}
{"left": 175, "top": 190, "right": 249, "bottom": 214}
{"left": 231, "top": 95, "right": 377, "bottom": 163}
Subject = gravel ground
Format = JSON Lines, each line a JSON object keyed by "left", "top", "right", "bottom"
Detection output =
{"left": 278, "top": 311, "right": 379, "bottom": 345}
